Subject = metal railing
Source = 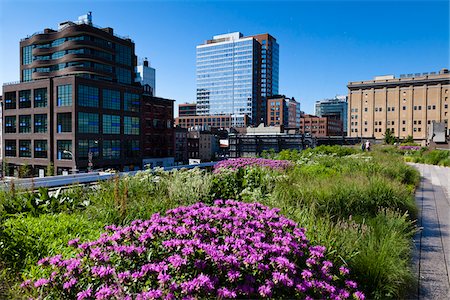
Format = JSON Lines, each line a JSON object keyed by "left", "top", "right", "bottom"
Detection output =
{"left": 0, "top": 162, "right": 217, "bottom": 191}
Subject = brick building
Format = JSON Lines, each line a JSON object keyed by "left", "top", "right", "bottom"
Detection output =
{"left": 299, "top": 114, "right": 343, "bottom": 137}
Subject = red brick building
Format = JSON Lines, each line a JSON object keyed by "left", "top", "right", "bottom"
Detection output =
{"left": 300, "top": 114, "right": 343, "bottom": 137}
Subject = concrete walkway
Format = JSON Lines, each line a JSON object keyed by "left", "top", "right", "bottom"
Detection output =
{"left": 410, "top": 163, "right": 450, "bottom": 299}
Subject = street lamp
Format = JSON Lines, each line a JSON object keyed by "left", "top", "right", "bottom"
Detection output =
{"left": 62, "top": 150, "right": 75, "bottom": 175}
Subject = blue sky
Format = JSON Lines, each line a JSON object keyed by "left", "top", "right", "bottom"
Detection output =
{"left": 1, "top": 0, "right": 449, "bottom": 115}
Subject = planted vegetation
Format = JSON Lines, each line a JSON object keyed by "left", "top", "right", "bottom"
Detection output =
{"left": 0, "top": 147, "right": 420, "bottom": 299}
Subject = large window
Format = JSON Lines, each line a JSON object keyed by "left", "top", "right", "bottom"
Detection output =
{"left": 78, "top": 112, "right": 99, "bottom": 133}
{"left": 103, "top": 140, "right": 120, "bottom": 159}
{"left": 34, "top": 140, "right": 48, "bottom": 158}
{"left": 5, "top": 116, "right": 16, "bottom": 133}
{"left": 103, "top": 89, "right": 121, "bottom": 110}
{"left": 22, "top": 69, "right": 32, "bottom": 82}
{"left": 5, "top": 140, "right": 16, "bottom": 157}
{"left": 57, "top": 140, "right": 72, "bottom": 160}
{"left": 78, "top": 85, "right": 99, "bottom": 107}
{"left": 34, "top": 114, "right": 47, "bottom": 133}
{"left": 4, "top": 92, "right": 16, "bottom": 109}
{"left": 124, "top": 116, "right": 140, "bottom": 135}
{"left": 103, "top": 114, "right": 121, "bottom": 134}
{"left": 116, "top": 67, "right": 131, "bottom": 84}
{"left": 78, "top": 140, "right": 100, "bottom": 159}
{"left": 19, "top": 90, "right": 31, "bottom": 108}
{"left": 57, "top": 85, "right": 72, "bottom": 106}
{"left": 124, "top": 140, "right": 140, "bottom": 158}
{"left": 19, "top": 115, "right": 31, "bottom": 133}
{"left": 34, "top": 88, "right": 47, "bottom": 107}
{"left": 19, "top": 140, "right": 31, "bottom": 157}
{"left": 124, "top": 93, "right": 140, "bottom": 112}
{"left": 22, "top": 46, "right": 32, "bottom": 65}
{"left": 57, "top": 113, "right": 72, "bottom": 133}
{"left": 115, "top": 43, "right": 131, "bottom": 66}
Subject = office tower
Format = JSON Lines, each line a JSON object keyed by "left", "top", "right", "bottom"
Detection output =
{"left": 348, "top": 69, "right": 450, "bottom": 141}
{"left": 196, "top": 32, "right": 279, "bottom": 127}
{"left": 2, "top": 12, "right": 142, "bottom": 175}
{"left": 136, "top": 58, "right": 156, "bottom": 96}
{"left": 315, "top": 96, "right": 348, "bottom": 135}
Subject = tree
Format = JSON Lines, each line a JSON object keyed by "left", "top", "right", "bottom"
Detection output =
{"left": 404, "top": 135, "right": 414, "bottom": 144}
{"left": 383, "top": 129, "right": 395, "bottom": 145}
{"left": 46, "top": 162, "right": 55, "bottom": 177}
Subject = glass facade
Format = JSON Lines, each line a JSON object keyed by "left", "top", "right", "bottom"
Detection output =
{"left": 103, "top": 140, "right": 120, "bottom": 159}
{"left": 78, "top": 112, "right": 99, "bottom": 133}
{"left": 124, "top": 93, "right": 140, "bottom": 112}
{"left": 57, "top": 85, "right": 72, "bottom": 106}
{"left": 103, "top": 89, "right": 121, "bottom": 110}
{"left": 315, "top": 98, "right": 348, "bottom": 134}
{"left": 34, "top": 88, "right": 47, "bottom": 107}
{"left": 103, "top": 114, "right": 121, "bottom": 134}
{"left": 123, "top": 140, "right": 140, "bottom": 158}
{"left": 22, "top": 46, "right": 32, "bottom": 65}
{"left": 78, "top": 85, "right": 99, "bottom": 107}
{"left": 34, "top": 114, "right": 47, "bottom": 133}
{"left": 124, "top": 116, "right": 140, "bottom": 135}
{"left": 78, "top": 140, "right": 99, "bottom": 159}
{"left": 34, "top": 140, "right": 48, "bottom": 158}
{"left": 22, "top": 69, "right": 32, "bottom": 82}
{"left": 196, "top": 37, "right": 256, "bottom": 122}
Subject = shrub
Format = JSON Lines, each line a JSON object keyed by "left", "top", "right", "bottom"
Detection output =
{"left": 0, "top": 213, "right": 103, "bottom": 274}
{"left": 22, "top": 201, "right": 365, "bottom": 300}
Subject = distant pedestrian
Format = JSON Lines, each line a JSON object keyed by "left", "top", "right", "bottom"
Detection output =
{"left": 365, "top": 140, "right": 371, "bottom": 152}
{"left": 361, "top": 142, "right": 366, "bottom": 152}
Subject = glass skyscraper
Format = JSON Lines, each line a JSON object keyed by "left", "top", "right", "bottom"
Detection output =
{"left": 315, "top": 96, "right": 348, "bottom": 135}
{"left": 196, "top": 32, "right": 279, "bottom": 126}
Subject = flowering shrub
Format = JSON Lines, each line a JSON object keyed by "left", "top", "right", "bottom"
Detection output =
{"left": 214, "top": 158, "right": 293, "bottom": 173}
{"left": 22, "top": 200, "right": 364, "bottom": 300}
{"left": 398, "top": 146, "right": 421, "bottom": 151}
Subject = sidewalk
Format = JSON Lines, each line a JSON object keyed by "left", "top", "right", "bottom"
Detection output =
{"left": 410, "top": 163, "right": 450, "bottom": 299}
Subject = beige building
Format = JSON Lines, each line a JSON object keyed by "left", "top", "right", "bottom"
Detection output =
{"left": 348, "top": 69, "right": 450, "bottom": 141}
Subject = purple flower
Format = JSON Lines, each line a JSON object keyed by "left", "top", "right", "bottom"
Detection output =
{"left": 68, "top": 238, "right": 80, "bottom": 247}
{"left": 77, "top": 288, "right": 92, "bottom": 300}
{"left": 20, "top": 279, "right": 31, "bottom": 288}
{"left": 354, "top": 291, "right": 366, "bottom": 300}
{"left": 34, "top": 278, "right": 50, "bottom": 288}
{"left": 62, "top": 278, "right": 77, "bottom": 290}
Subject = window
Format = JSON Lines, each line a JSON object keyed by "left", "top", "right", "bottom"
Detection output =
{"left": 123, "top": 140, "right": 140, "bottom": 158}
{"left": 57, "top": 140, "right": 72, "bottom": 160}
{"left": 414, "top": 106, "right": 417, "bottom": 110}
{"left": 4, "top": 92, "right": 16, "bottom": 109}
{"left": 402, "top": 120, "right": 406, "bottom": 125}
{"left": 103, "top": 140, "right": 120, "bottom": 159}
{"left": 418, "top": 106, "right": 422, "bottom": 110}
{"left": 19, "top": 140, "right": 31, "bottom": 157}
{"left": 124, "top": 116, "right": 139, "bottom": 135}
{"left": 116, "top": 67, "right": 131, "bottom": 84}
{"left": 402, "top": 106, "right": 406, "bottom": 110}
{"left": 19, "top": 90, "right": 31, "bottom": 108}
{"left": 402, "top": 128, "right": 406, "bottom": 132}
{"left": 34, "top": 140, "right": 48, "bottom": 158}
{"left": 5, "top": 116, "right": 16, "bottom": 133}
{"left": 22, "top": 46, "right": 32, "bottom": 64}
{"left": 78, "top": 112, "right": 99, "bottom": 133}
{"left": 78, "top": 140, "right": 99, "bottom": 159}
{"left": 5, "top": 140, "right": 16, "bottom": 157}
{"left": 19, "top": 115, "right": 31, "bottom": 133}
{"left": 57, "top": 113, "right": 72, "bottom": 133}
{"left": 115, "top": 43, "right": 132, "bottom": 66}
{"left": 444, "top": 104, "right": 448, "bottom": 109}
{"left": 103, "top": 114, "right": 121, "bottom": 134}
{"left": 432, "top": 105, "right": 436, "bottom": 110}
{"left": 34, "top": 114, "right": 47, "bottom": 133}
{"left": 23, "top": 69, "right": 32, "bottom": 82}
{"left": 78, "top": 85, "right": 99, "bottom": 107}
{"left": 391, "top": 107, "right": 395, "bottom": 111}
{"left": 57, "top": 85, "right": 72, "bottom": 106}
{"left": 124, "top": 93, "right": 140, "bottom": 112}
{"left": 364, "top": 107, "right": 368, "bottom": 112}
{"left": 34, "top": 88, "right": 47, "bottom": 107}
{"left": 428, "top": 105, "right": 431, "bottom": 110}
{"left": 103, "top": 89, "right": 121, "bottom": 110}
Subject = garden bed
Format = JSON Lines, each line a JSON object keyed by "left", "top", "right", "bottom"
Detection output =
{"left": 0, "top": 146, "right": 420, "bottom": 299}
